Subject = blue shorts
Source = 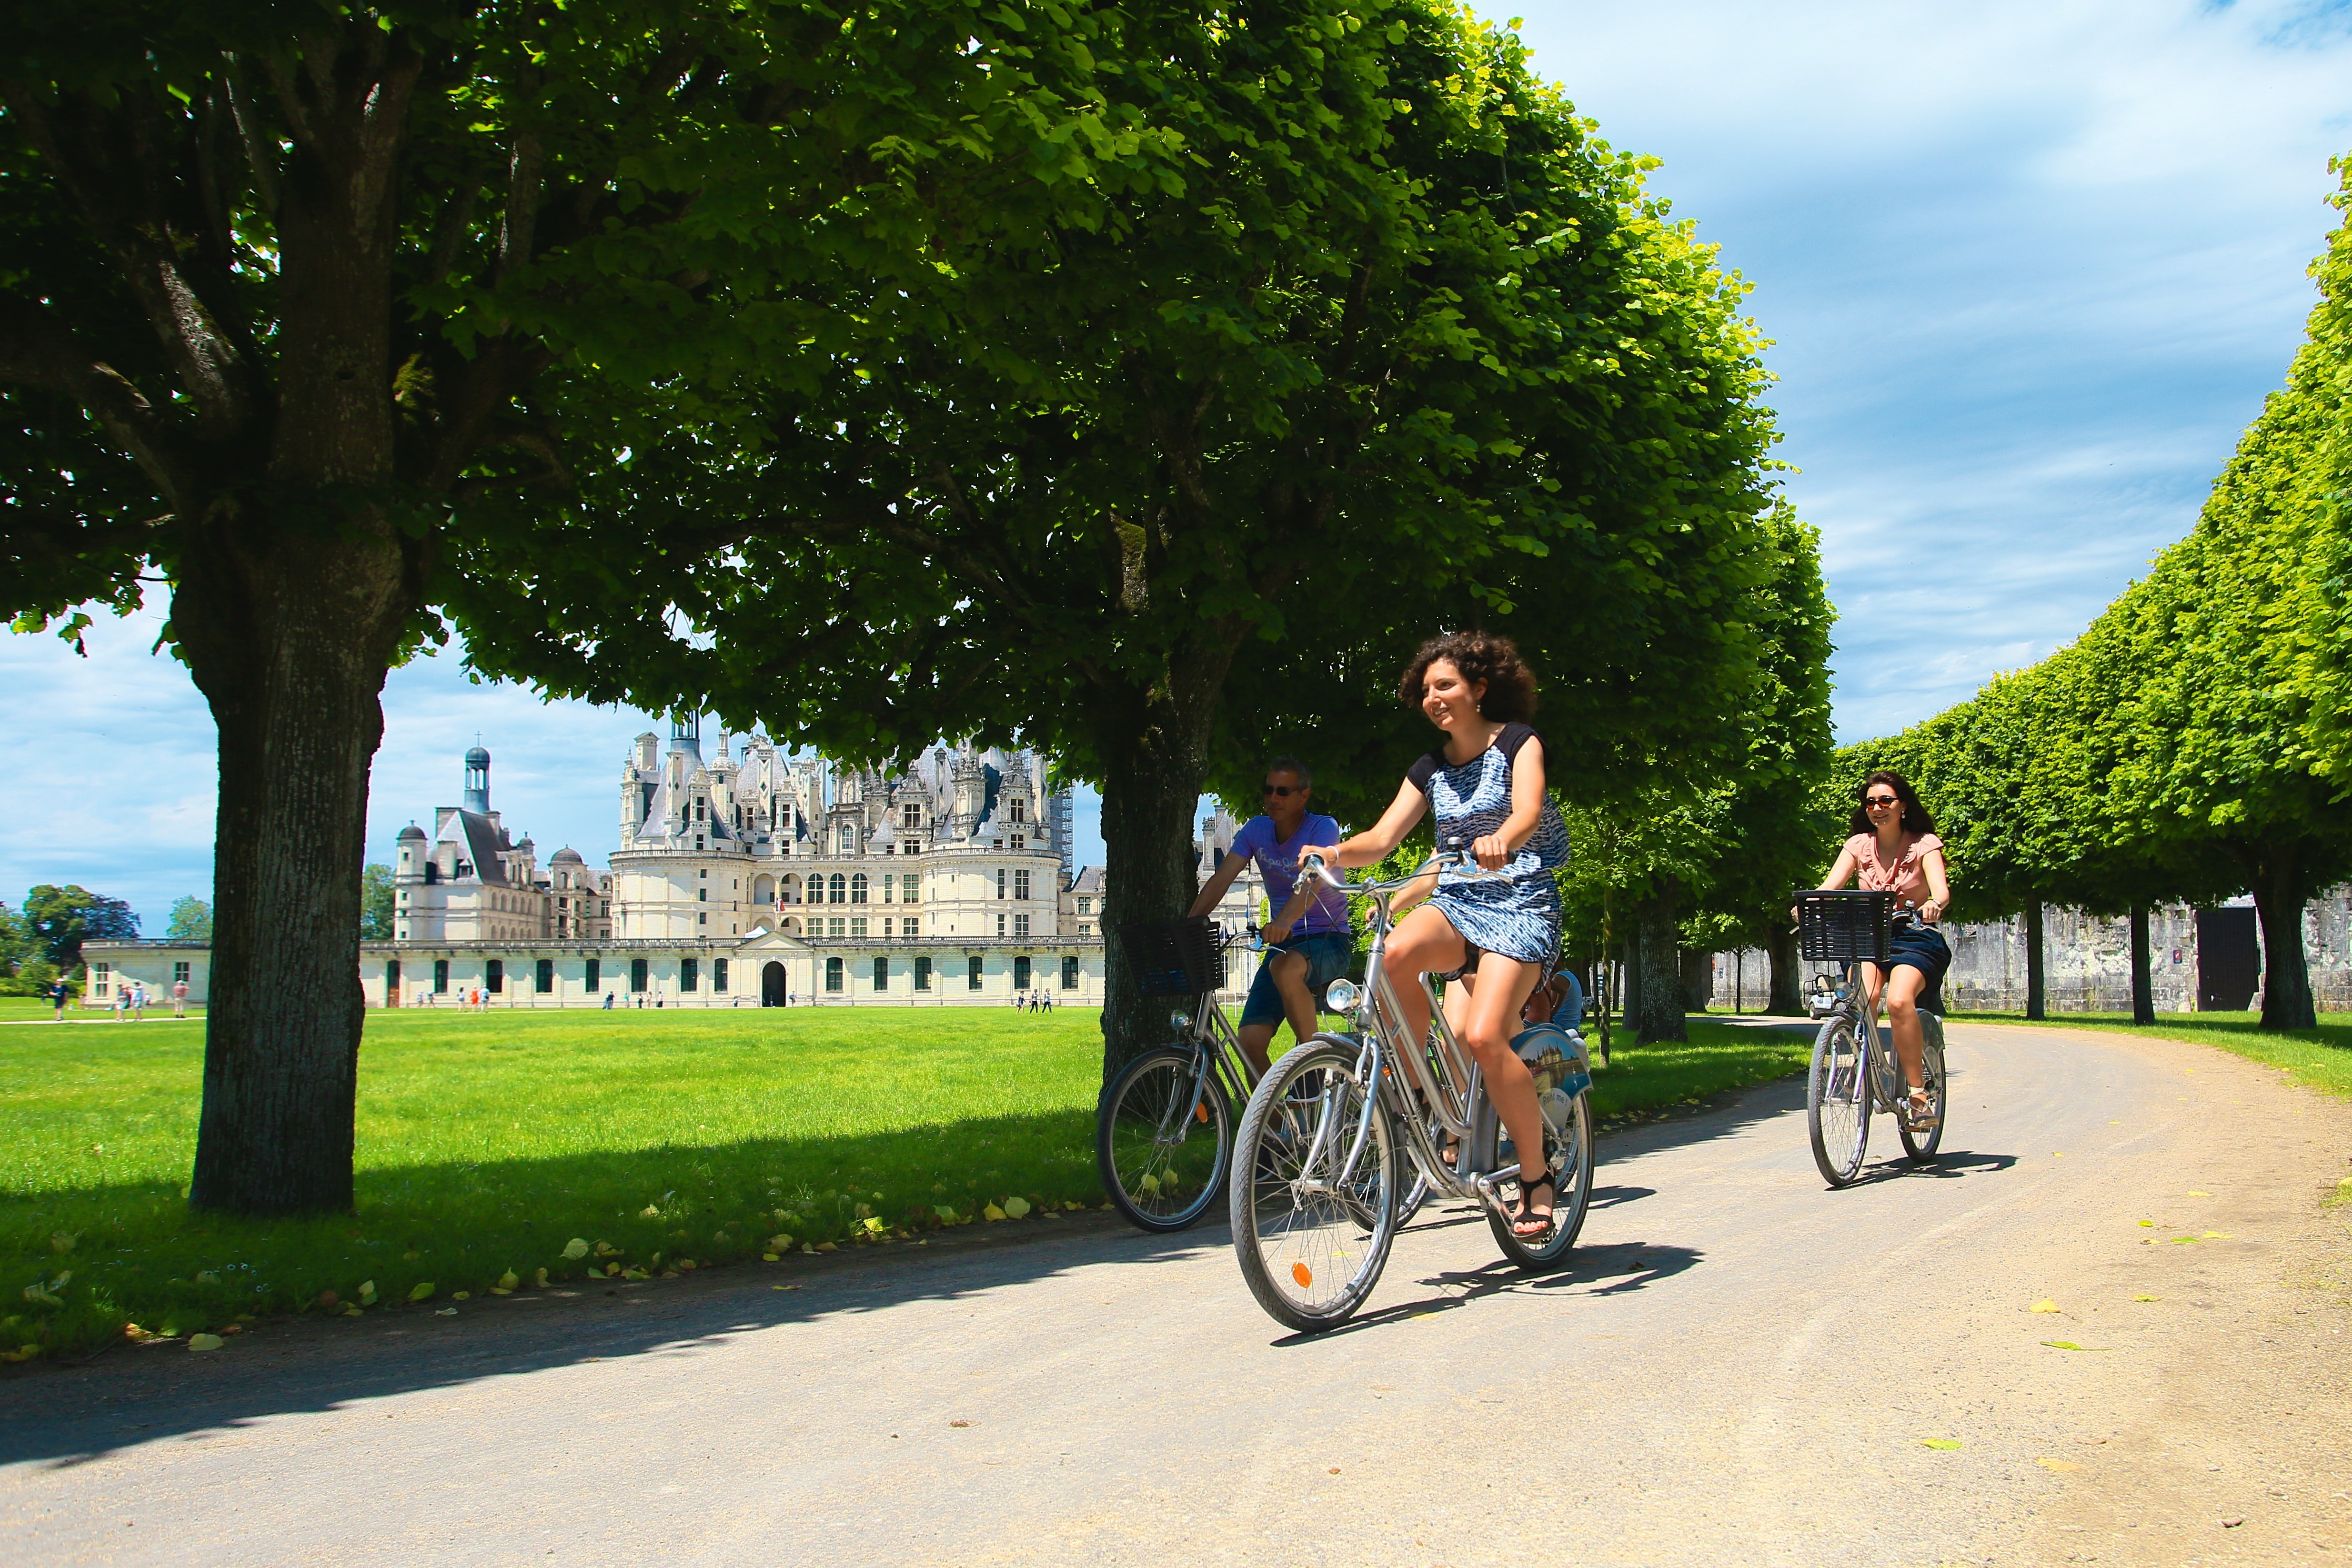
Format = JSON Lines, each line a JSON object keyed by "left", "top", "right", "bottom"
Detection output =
{"left": 1240, "top": 931, "right": 1356, "bottom": 1029}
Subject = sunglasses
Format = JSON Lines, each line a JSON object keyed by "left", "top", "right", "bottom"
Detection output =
{"left": 1864, "top": 795, "right": 1900, "bottom": 808}
{"left": 1263, "top": 783, "right": 1304, "bottom": 797}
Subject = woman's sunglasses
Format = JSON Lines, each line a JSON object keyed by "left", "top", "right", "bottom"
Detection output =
{"left": 1864, "top": 795, "right": 1900, "bottom": 808}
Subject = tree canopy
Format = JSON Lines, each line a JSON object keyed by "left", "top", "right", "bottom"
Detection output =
{"left": 451, "top": 0, "right": 1809, "bottom": 1062}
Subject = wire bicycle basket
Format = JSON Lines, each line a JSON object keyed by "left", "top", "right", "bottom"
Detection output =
{"left": 1793, "top": 889, "right": 1894, "bottom": 965}
{"left": 1116, "top": 917, "right": 1229, "bottom": 996}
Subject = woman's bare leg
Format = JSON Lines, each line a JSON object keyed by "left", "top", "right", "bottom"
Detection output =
{"left": 1383, "top": 906, "right": 1467, "bottom": 1107}
{"left": 1883, "top": 965, "right": 1928, "bottom": 1092}
{"left": 1459, "top": 951, "right": 1548, "bottom": 1194}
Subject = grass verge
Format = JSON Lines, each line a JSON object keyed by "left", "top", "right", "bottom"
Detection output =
{"left": 1585, "top": 1017, "right": 1812, "bottom": 1127}
{"left": 3, "top": 1008, "right": 1813, "bottom": 1361}
{"left": 1950, "top": 1010, "right": 2352, "bottom": 1100}
{"left": 4, "top": 1008, "right": 1106, "bottom": 1360}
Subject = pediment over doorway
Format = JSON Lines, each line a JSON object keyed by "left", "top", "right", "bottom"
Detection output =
{"left": 733, "top": 927, "right": 810, "bottom": 955}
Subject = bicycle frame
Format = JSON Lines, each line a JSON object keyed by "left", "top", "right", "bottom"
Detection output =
{"left": 1809, "top": 949, "right": 1924, "bottom": 1116}
{"left": 1311, "top": 859, "right": 1544, "bottom": 1219}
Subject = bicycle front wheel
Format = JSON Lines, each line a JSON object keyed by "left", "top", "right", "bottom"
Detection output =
{"left": 1230, "top": 1038, "right": 1399, "bottom": 1333}
{"left": 1899, "top": 1015, "right": 1948, "bottom": 1162}
{"left": 1807, "top": 1015, "right": 1870, "bottom": 1187}
{"left": 1098, "top": 1048, "right": 1230, "bottom": 1232}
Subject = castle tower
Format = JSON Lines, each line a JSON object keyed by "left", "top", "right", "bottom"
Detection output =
{"left": 463, "top": 744, "right": 491, "bottom": 814}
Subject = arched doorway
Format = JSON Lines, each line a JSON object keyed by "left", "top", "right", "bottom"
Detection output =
{"left": 762, "top": 961, "right": 788, "bottom": 1007}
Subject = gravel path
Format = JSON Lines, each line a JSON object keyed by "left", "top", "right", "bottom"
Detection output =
{"left": 3, "top": 1021, "right": 2346, "bottom": 1567}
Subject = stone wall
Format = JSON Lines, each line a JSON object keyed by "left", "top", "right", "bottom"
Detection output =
{"left": 1700, "top": 889, "right": 2352, "bottom": 1015}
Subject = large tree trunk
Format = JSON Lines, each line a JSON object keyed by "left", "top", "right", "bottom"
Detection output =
{"left": 1764, "top": 924, "right": 1803, "bottom": 1014}
{"left": 1679, "top": 948, "right": 1714, "bottom": 1014}
{"left": 1092, "top": 651, "right": 1234, "bottom": 1078}
{"left": 1632, "top": 885, "right": 1687, "bottom": 1043}
{"left": 2128, "top": 903, "right": 2155, "bottom": 1025}
{"left": 2024, "top": 898, "right": 2047, "bottom": 1020}
{"left": 2243, "top": 851, "right": 2316, "bottom": 1032}
{"left": 180, "top": 47, "right": 419, "bottom": 1213}
{"left": 180, "top": 525, "right": 412, "bottom": 1214}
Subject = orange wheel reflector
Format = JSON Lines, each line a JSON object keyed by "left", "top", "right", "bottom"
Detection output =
{"left": 1195, "top": 1104, "right": 1209, "bottom": 1123}
{"left": 1291, "top": 1262, "right": 1314, "bottom": 1289}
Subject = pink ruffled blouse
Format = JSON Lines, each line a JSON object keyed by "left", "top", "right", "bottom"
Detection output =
{"left": 1842, "top": 830, "right": 1944, "bottom": 910}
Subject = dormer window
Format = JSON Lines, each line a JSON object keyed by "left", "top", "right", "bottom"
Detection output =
{"left": 1009, "top": 800, "right": 1026, "bottom": 824}
{"left": 901, "top": 804, "right": 921, "bottom": 829}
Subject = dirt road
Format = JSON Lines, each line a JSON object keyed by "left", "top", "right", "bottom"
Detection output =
{"left": 3, "top": 1021, "right": 2346, "bottom": 1566}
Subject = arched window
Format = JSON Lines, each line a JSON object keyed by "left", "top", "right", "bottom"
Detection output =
{"left": 850, "top": 874, "right": 869, "bottom": 904}
{"left": 828, "top": 873, "right": 846, "bottom": 904}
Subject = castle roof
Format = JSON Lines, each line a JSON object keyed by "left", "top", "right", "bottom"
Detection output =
{"left": 434, "top": 808, "right": 513, "bottom": 886}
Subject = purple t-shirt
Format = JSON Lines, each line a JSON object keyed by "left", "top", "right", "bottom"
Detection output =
{"left": 1229, "top": 813, "right": 1348, "bottom": 936}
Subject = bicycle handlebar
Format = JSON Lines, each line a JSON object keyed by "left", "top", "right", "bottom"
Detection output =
{"left": 1300, "top": 848, "right": 1525, "bottom": 894}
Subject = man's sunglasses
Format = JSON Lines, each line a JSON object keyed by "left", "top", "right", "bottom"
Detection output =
{"left": 1263, "top": 783, "right": 1305, "bottom": 797}
{"left": 1863, "top": 795, "right": 1900, "bottom": 808}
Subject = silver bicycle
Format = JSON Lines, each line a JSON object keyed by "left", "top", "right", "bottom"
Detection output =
{"left": 1229, "top": 851, "right": 1596, "bottom": 1333}
{"left": 1796, "top": 890, "right": 1948, "bottom": 1187}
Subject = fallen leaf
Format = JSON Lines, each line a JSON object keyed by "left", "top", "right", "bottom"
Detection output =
{"left": 2037, "top": 1458, "right": 2082, "bottom": 1473}
{"left": 2040, "top": 1341, "right": 2108, "bottom": 1351}
{"left": 814, "top": 1242, "right": 836, "bottom": 1253}
{"left": 1004, "top": 1196, "right": 1032, "bottom": 1219}
{"left": 761, "top": 1253, "right": 779, "bottom": 1263}
{"left": 950, "top": 1419, "right": 972, "bottom": 1428}
{"left": 497, "top": 1270, "right": 519, "bottom": 1291}
{"left": 640, "top": 1205, "right": 661, "bottom": 1219}
{"left": 1327, "top": 1466, "right": 1341, "bottom": 1474}
{"left": 435, "top": 1307, "right": 457, "bottom": 1317}
{"left": 771, "top": 1284, "right": 801, "bottom": 1291}
{"left": 187, "top": 1333, "right": 224, "bottom": 1352}
{"left": 2221, "top": 1517, "right": 2244, "bottom": 1528}
{"left": 2138, "top": 1219, "right": 2156, "bottom": 1227}
{"left": 768, "top": 1234, "right": 793, "bottom": 1250}
{"left": 452, "top": 1291, "right": 470, "bottom": 1301}
{"left": 342, "top": 1305, "right": 362, "bottom": 1317}
{"left": 2031, "top": 1299, "right": 2061, "bottom": 1314}
{"left": 2133, "top": 1294, "right": 2161, "bottom": 1302}
{"left": 2188, "top": 1190, "right": 2211, "bottom": 1197}
{"left": 983, "top": 1203, "right": 1006, "bottom": 1222}
{"left": 2202, "top": 1232, "right": 2231, "bottom": 1239}
{"left": 48, "top": 1232, "right": 74, "bottom": 1254}
{"left": 408, "top": 1282, "right": 436, "bottom": 1302}
{"left": 562, "top": 1238, "right": 590, "bottom": 1260}
{"left": 1921, "top": 1438, "right": 1962, "bottom": 1450}
{"left": 533, "top": 1267, "right": 549, "bottom": 1288}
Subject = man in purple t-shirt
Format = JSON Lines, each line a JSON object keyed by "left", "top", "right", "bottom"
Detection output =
{"left": 1187, "top": 757, "right": 1353, "bottom": 1073}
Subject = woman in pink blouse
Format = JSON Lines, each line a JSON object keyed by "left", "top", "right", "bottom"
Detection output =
{"left": 1813, "top": 770, "right": 1951, "bottom": 1127}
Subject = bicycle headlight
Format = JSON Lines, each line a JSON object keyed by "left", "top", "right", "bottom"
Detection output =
{"left": 1324, "top": 979, "right": 1363, "bottom": 1015}
{"left": 1169, "top": 1010, "right": 1192, "bottom": 1033}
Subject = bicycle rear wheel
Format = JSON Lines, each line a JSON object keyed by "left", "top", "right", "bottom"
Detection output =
{"left": 1899, "top": 1015, "right": 1948, "bottom": 1162}
{"left": 1807, "top": 1015, "right": 1870, "bottom": 1187}
{"left": 1098, "top": 1048, "right": 1230, "bottom": 1232}
{"left": 1485, "top": 1090, "right": 1594, "bottom": 1270}
{"left": 1230, "top": 1038, "right": 1399, "bottom": 1333}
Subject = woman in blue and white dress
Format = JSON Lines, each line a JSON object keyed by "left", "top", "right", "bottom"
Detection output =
{"left": 1310, "top": 632, "right": 1570, "bottom": 1237}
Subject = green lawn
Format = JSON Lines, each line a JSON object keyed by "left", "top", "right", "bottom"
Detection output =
{"left": 2, "top": 1006, "right": 1811, "bottom": 1360}
{"left": 1950, "top": 1010, "right": 2352, "bottom": 1100}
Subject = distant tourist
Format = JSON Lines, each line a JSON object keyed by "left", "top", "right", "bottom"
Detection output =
{"left": 602, "top": 991, "right": 614, "bottom": 1010}
{"left": 171, "top": 978, "right": 189, "bottom": 1018}
{"left": 49, "top": 978, "right": 70, "bottom": 1021}
{"left": 1044, "top": 992, "right": 1054, "bottom": 1013}
{"left": 111, "top": 985, "right": 128, "bottom": 1021}
{"left": 132, "top": 982, "right": 148, "bottom": 1021}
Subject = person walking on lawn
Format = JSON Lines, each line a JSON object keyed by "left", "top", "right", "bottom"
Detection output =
{"left": 172, "top": 977, "right": 189, "bottom": 1018}
{"left": 1188, "top": 757, "right": 1350, "bottom": 1076}
{"left": 49, "top": 977, "right": 70, "bottom": 1021}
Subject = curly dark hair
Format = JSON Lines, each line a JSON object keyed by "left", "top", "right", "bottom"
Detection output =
{"left": 1397, "top": 631, "right": 1537, "bottom": 723}
{"left": 1846, "top": 770, "right": 1937, "bottom": 836}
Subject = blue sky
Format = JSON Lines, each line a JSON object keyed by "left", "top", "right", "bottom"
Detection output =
{"left": 4, "top": 0, "right": 2349, "bottom": 927}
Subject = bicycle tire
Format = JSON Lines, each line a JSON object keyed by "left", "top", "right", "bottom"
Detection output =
{"left": 1097, "top": 1048, "right": 1231, "bottom": 1232}
{"left": 1485, "top": 1090, "right": 1594, "bottom": 1270}
{"left": 1807, "top": 1015, "right": 1870, "bottom": 1187}
{"left": 1230, "top": 1037, "right": 1399, "bottom": 1333}
{"left": 1898, "top": 1015, "right": 1948, "bottom": 1162}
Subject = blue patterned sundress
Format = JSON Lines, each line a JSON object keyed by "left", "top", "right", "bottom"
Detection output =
{"left": 1417, "top": 725, "right": 1568, "bottom": 964}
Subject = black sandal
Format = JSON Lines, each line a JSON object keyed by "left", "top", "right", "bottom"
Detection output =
{"left": 1510, "top": 1164, "right": 1556, "bottom": 1238}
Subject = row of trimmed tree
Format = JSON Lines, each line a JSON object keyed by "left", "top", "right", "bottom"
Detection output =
{"left": 1832, "top": 160, "right": 2352, "bottom": 1034}
{"left": 3, "top": 1, "right": 1825, "bottom": 1213}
